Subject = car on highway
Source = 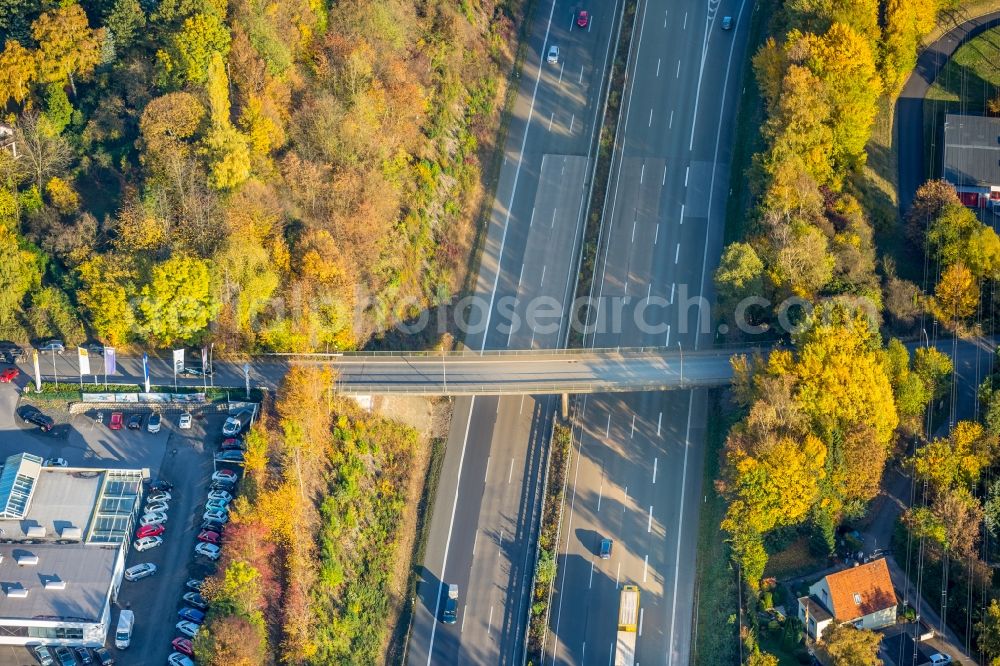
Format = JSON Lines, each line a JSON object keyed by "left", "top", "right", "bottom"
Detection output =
{"left": 546, "top": 44, "right": 559, "bottom": 64}
{"left": 134, "top": 536, "right": 163, "bottom": 551}
{"left": 37, "top": 340, "right": 65, "bottom": 354}
{"left": 127, "top": 413, "right": 143, "bottom": 429}
{"left": 124, "top": 562, "right": 157, "bottom": 581}
{"left": 197, "top": 529, "right": 220, "bottom": 545}
{"left": 179, "top": 412, "right": 192, "bottom": 429}
{"left": 171, "top": 637, "right": 195, "bottom": 656}
{"left": 148, "top": 490, "right": 172, "bottom": 502}
{"left": 20, "top": 408, "right": 54, "bottom": 432}
{"left": 0, "top": 367, "right": 19, "bottom": 382}
{"left": 185, "top": 578, "right": 204, "bottom": 592}
{"left": 576, "top": 10, "right": 588, "bottom": 27}
{"left": 183, "top": 591, "right": 208, "bottom": 609}
{"left": 721, "top": 15, "right": 733, "bottom": 29}
{"left": 441, "top": 583, "right": 458, "bottom": 624}
{"left": 32, "top": 645, "right": 54, "bottom": 666}
{"left": 74, "top": 646, "right": 93, "bottom": 664}
{"left": 53, "top": 646, "right": 75, "bottom": 666}
{"left": 140, "top": 511, "right": 168, "bottom": 526}
{"left": 175, "top": 620, "right": 200, "bottom": 638}
{"left": 136, "top": 524, "right": 165, "bottom": 539}
{"left": 600, "top": 537, "right": 613, "bottom": 559}
{"left": 195, "top": 542, "right": 222, "bottom": 560}
{"left": 178, "top": 607, "right": 206, "bottom": 624}
{"left": 92, "top": 647, "right": 113, "bottom": 665}
{"left": 207, "top": 490, "right": 232, "bottom": 503}
{"left": 109, "top": 411, "right": 123, "bottom": 430}
{"left": 203, "top": 509, "right": 229, "bottom": 524}
{"left": 168, "top": 653, "right": 194, "bottom": 666}
{"left": 147, "top": 413, "right": 161, "bottom": 433}
{"left": 212, "top": 469, "right": 237, "bottom": 483}
{"left": 43, "top": 457, "right": 68, "bottom": 467}
{"left": 217, "top": 450, "right": 246, "bottom": 464}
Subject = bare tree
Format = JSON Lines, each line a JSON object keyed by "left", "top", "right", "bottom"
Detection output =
{"left": 14, "top": 112, "right": 72, "bottom": 189}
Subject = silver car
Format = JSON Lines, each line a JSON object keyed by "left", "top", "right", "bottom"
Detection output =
{"left": 546, "top": 44, "right": 559, "bottom": 64}
{"left": 124, "top": 563, "right": 157, "bottom": 581}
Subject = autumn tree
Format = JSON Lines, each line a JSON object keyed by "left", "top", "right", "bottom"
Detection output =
{"left": 135, "top": 255, "right": 218, "bottom": 345}
{"left": 193, "top": 614, "right": 267, "bottom": 666}
{"left": 0, "top": 39, "right": 36, "bottom": 107}
{"left": 157, "top": 11, "right": 231, "bottom": 86}
{"left": 0, "top": 223, "right": 42, "bottom": 332}
{"left": 32, "top": 3, "right": 104, "bottom": 96}
{"left": 907, "top": 180, "right": 960, "bottom": 242}
{"left": 747, "top": 652, "right": 780, "bottom": 666}
{"left": 716, "top": 242, "right": 764, "bottom": 300}
{"left": 14, "top": 112, "right": 72, "bottom": 189}
{"left": 932, "top": 262, "right": 978, "bottom": 324}
{"left": 75, "top": 256, "right": 134, "bottom": 346}
{"left": 822, "top": 624, "right": 882, "bottom": 666}
{"left": 977, "top": 598, "right": 1000, "bottom": 664}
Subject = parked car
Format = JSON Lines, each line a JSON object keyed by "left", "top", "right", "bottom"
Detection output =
{"left": 197, "top": 529, "right": 220, "bottom": 545}
{"left": 182, "top": 591, "right": 208, "bottom": 609}
{"left": 127, "top": 413, "right": 143, "bottom": 430}
{"left": 441, "top": 583, "right": 459, "bottom": 624}
{"left": 203, "top": 509, "right": 229, "bottom": 524}
{"left": 546, "top": 44, "right": 559, "bottom": 64}
{"left": 145, "top": 501, "right": 169, "bottom": 514}
{"left": 205, "top": 498, "right": 229, "bottom": 512}
{"left": 0, "top": 342, "right": 24, "bottom": 363}
{"left": 198, "top": 521, "right": 224, "bottom": 535}
{"left": 74, "top": 646, "right": 93, "bottom": 664}
{"left": 20, "top": 408, "right": 54, "bottom": 432}
{"left": 147, "top": 413, "right": 161, "bottom": 433}
{"left": 576, "top": 10, "right": 588, "bottom": 27}
{"left": 167, "top": 653, "right": 194, "bottom": 666}
{"left": 139, "top": 512, "right": 168, "bottom": 526}
{"left": 185, "top": 578, "right": 204, "bottom": 592}
{"left": 171, "top": 637, "right": 195, "bottom": 656}
{"left": 211, "top": 479, "right": 235, "bottom": 492}
{"left": 216, "top": 450, "right": 246, "bottom": 464}
{"left": 32, "top": 645, "right": 54, "bottom": 666}
{"left": 220, "top": 437, "right": 246, "bottom": 451}
{"left": 207, "top": 490, "right": 232, "bottom": 503}
{"left": 43, "top": 458, "right": 68, "bottom": 467}
{"left": 178, "top": 607, "right": 205, "bottom": 624}
{"left": 52, "top": 646, "right": 75, "bottom": 666}
{"left": 147, "top": 491, "right": 172, "bottom": 503}
{"left": 123, "top": 563, "right": 157, "bottom": 581}
{"left": 92, "top": 647, "right": 113, "bottom": 666}
{"left": 0, "top": 367, "right": 19, "bottom": 382}
{"left": 195, "top": 542, "right": 221, "bottom": 560}
{"left": 147, "top": 479, "right": 174, "bottom": 492}
{"left": 37, "top": 340, "right": 65, "bottom": 354}
{"left": 212, "top": 469, "right": 237, "bottom": 483}
{"left": 928, "top": 654, "right": 952, "bottom": 665}
{"left": 134, "top": 536, "right": 163, "bottom": 551}
{"left": 136, "top": 524, "right": 165, "bottom": 539}
{"left": 178, "top": 412, "right": 192, "bottom": 429}
{"left": 109, "top": 411, "right": 124, "bottom": 430}
{"left": 599, "top": 537, "right": 613, "bottom": 559}
{"left": 175, "top": 620, "right": 200, "bottom": 638}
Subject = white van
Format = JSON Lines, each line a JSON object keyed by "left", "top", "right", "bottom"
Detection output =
{"left": 115, "top": 609, "right": 134, "bottom": 649}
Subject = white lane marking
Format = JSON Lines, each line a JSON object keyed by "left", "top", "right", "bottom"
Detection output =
{"left": 685, "top": 165, "right": 689, "bottom": 186}
{"left": 623, "top": 278, "right": 628, "bottom": 296}
{"left": 656, "top": 58, "right": 661, "bottom": 76}
{"left": 548, "top": 111, "right": 555, "bottom": 131}
{"left": 519, "top": 394, "right": 525, "bottom": 414}
{"left": 484, "top": 455, "right": 491, "bottom": 483}
{"left": 648, "top": 108, "right": 653, "bottom": 126}
{"left": 508, "top": 458, "right": 515, "bottom": 484}
{"left": 680, "top": 202, "right": 685, "bottom": 223}
{"left": 639, "top": 607, "right": 645, "bottom": 636}
{"left": 488, "top": 605, "right": 494, "bottom": 636}
{"left": 668, "top": 391, "right": 698, "bottom": 666}
{"left": 670, "top": 282, "right": 675, "bottom": 303}
{"left": 589, "top": 17, "right": 592, "bottom": 32}
{"left": 579, "top": 65, "right": 585, "bottom": 83}
{"left": 529, "top": 206, "right": 536, "bottom": 227}
{"left": 615, "top": 562, "right": 621, "bottom": 589}
{"left": 606, "top": 413, "right": 611, "bottom": 437}
{"left": 589, "top": 560, "right": 595, "bottom": 588}
{"left": 630, "top": 414, "right": 636, "bottom": 438}
{"left": 683, "top": 11, "right": 688, "bottom": 29}
{"left": 552, "top": 206, "right": 558, "bottom": 227}
{"left": 558, "top": 61, "right": 565, "bottom": 83}
{"left": 654, "top": 223, "right": 660, "bottom": 244}
{"left": 647, "top": 282, "right": 652, "bottom": 299}
{"left": 657, "top": 411, "right": 662, "bottom": 436}
{"left": 664, "top": 9, "right": 668, "bottom": 27}
{"left": 540, "top": 265, "right": 547, "bottom": 286}
{"left": 663, "top": 164, "right": 668, "bottom": 184}
{"left": 498, "top": 530, "right": 504, "bottom": 559}
{"left": 676, "top": 59, "right": 681, "bottom": 78}
{"left": 675, "top": 243, "right": 681, "bottom": 264}
{"left": 623, "top": 485, "right": 629, "bottom": 509}
{"left": 643, "top": 555, "right": 649, "bottom": 582}
{"left": 518, "top": 264, "right": 524, "bottom": 288}
{"left": 461, "top": 604, "right": 467, "bottom": 632}
{"left": 597, "top": 479, "right": 603, "bottom": 511}
{"left": 473, "top": 531, "right": 478, "bottom": 555}
{"left": 640, "top": 163, "right": 645, "bottom": 183}
{"left": 669, "top": 110, "right": 674, "bottom": 128}
{"left": 665, "top": 324, "right": 671, "bottom": 346}
{"left": 631, "top": 218, "right": 637, "bottom": 243}
{"left": 570, "top": 113, "right": 575, "bottom": 133}
{"left": 653, "top": 457, "right": 658, "bottom": 483}
{"left": 647, "top": 505, "right": 653, "bottom": 532}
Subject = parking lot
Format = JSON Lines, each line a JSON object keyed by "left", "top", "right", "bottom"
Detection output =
{"left": 0, "top": 377, "right": 244, "bottom": 665}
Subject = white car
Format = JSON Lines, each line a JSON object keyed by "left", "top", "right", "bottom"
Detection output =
{"left": 928, "top": 654, "right": 952, "bottom": 665}
{"left": 124, "top": 563, "right": 157, "bottom": 581}
{"left": 140, "top": 511, "right": 168, "bottom": 526}
{"left": 133, "top": 536, "right": 162, "bottom": 552}
{"left": 168, "top": 653, "right": 195, "bottom": 666}
{"left": 43, "top": 458, "right": 67, "bottom": 467}
{"left": 195, "top": 542, "right": 221, "bottom": 560}
{"left": 203, "top": 509, "right": 229, "bottom": 524}
{"left": 205, "top": 498, "right": 230, "bottom": 512}
{"left": 547, "top": 44, "right": 559, "bottom": 64}
{"left": 147, "top": 491, "right": 172, "bottom": 503}
{"left": 178, "top": 412, "right": 192, "bottom": 429}
{"left": 175, "top": 620, "right": 200, "bottom": 638}
{"left": 212, "top": 469, "right": 238, "bottom": 484}
{"left": 207, "top": 490, "right": 232, "bottom": 503}
{"left": 145, "top": 501, "right": 169, "bottom": 514}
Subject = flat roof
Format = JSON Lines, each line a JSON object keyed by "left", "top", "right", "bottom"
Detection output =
{"left": 943, "top": 113, "right": 1000, "bottom": 188}
{"left": 0, "top": 543, "right": 117, "bottom": 623}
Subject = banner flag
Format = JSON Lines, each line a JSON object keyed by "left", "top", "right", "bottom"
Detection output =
{"left": 173, "top": 349, "right": 185, "bottom": 375}
{"left": 142, "top": 353, "right": 151, "bottom": 393}
{"left": 32, "top": 350, "right": 41, "bottom": 391}
{"left": 77, "top": 348, "right": 91, "bottom": 376}
{"left": 104, "top": 347, "right": 116, "bottom": 376}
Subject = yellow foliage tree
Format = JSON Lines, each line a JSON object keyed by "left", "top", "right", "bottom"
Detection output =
{"left": 0, "top": 40, "right": 37, "bottom": 107}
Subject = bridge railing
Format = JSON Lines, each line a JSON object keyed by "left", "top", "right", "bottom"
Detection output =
{"left": 269, "top": 342, "right": 773, "bottom": 360}
{"left": 334, "top": 374, "right": 735, "bottom": 395}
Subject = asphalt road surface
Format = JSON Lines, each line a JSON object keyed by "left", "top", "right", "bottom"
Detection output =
{"left": 896, "top": 9, "right": 1000, "bottom": 213}
{"left": 545, "top": 1, "right": 751, "bottom": 665}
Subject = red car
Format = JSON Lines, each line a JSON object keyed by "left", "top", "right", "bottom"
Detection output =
{"left": 171, "top": 637, "right": 194, "bottom": 656}
{"left": 109, "top": 411, "right": 123, "bottom": 430}
{"left": 136, "top": 524, "right": 165, "bottom": 539}
{"left": 0, "top": 367, "right": 18, "bottom": 383}
{"left": 576, "top": 10, "right": 589, "bottom": 27}
{"left": 197, "top": 529, "right": 220, "bottom": 544}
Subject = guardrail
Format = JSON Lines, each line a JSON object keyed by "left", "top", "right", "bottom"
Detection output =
{"left": 273, "top": 344, "right": 771, "bottom": 360}
{"left": 334, "top": 373, "right": 734, "bottom": 395}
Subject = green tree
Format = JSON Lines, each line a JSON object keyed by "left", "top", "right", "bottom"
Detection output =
{"left": 136, "top": 255, "right": 217, "bottom": 345}
{"left": 104, "top": 0, "right": 146, "bottom": 50}
{"left": 42, "top": 84, "right": 73, "bottom": 136}
{"left": 157, "top": 11, "right": 230, "bottom": 86}
{"left": 75, "top": 256, "right": 134, "bottom": 346}
{"left": 913, "top": 347, "right": 952, "bottom": 401}
{"left": 0, "top": 223, "right": 42, "bottom": 331}
{"left": 715, "top": 242, "right": 764, "bottom": 300}
{"left": 822, "top": 624, "right": 881, "bottom": 666}
{"left": 32, "top": 3, "right": 105, "bottom": 96}
{"left": 977, "top": 599, "right": 1000, "bottom": 664}
{"left": 747, "top": 652, "right": 780, "bottom": 666}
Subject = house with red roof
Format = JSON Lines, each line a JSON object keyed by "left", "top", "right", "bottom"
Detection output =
{"left": 797, "top": 558, "right": 898, "bottom": 640}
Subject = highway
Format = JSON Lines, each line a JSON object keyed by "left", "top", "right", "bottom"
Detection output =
{"left": 545, "top": 0, "right": 751, "bottom": 665}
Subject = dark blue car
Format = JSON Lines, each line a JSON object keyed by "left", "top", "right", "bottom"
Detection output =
{"left": 178, "top": 607, "right": 205, "bottom": 624}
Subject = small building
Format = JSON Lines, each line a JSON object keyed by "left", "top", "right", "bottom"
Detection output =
{"left": 0, "top": 124, "right": 14, "bottom": 159}
{"left": 0, "top": 453, "right": 146, "bottom": 646}
{"left": 798, "top": 558, "right": 898, "bottom": 640}
{"left": 942, "top": 113, "right": 1000, "bottom": 210}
